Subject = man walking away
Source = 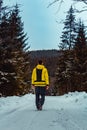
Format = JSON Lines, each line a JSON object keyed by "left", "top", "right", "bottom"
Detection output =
{"left": 31, "top": 60, "right": 49, "bottom": 110}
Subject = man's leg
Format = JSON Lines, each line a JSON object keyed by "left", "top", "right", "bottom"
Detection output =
{"left": 35, "top": 93, "right": 40, "bottom": 109}
{"left": 40, "top": 94, "right": 45, "bottom": 105}
{"left": 35, "top": 87, "right": 40, "bottom": 110}
{"left": 40, "top": 87, "right": 46, "bottom": 110}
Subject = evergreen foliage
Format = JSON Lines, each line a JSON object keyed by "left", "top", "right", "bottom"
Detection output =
{"left": 74, "top": 20, "right": 87, "bottom": 91}
{"left": 54, "top": 50, "right": 75, "bottom": 95}
{"left": 59, "top": 6, "right": 77, "bottom": 50}
{"left": 0, "top": 3, "right": 30, "bottom": 96}
{"left": 55, "top": 19, "right": 87, "bottom": 95}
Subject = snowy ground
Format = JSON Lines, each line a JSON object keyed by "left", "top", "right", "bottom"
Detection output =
{"left": 0, "top": 92, "right": 87, "bottom": 130}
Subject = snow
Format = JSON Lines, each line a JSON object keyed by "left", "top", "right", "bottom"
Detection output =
{"left": 0, "top": 92, "right": 87, "bottom": 130}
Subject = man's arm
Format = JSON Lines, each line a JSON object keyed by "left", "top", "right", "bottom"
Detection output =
{"left": 31, "top": 68, "right": 35, "bottom": 84}
{"left": 45, "top": 68, "right": 49, "bottom": 88}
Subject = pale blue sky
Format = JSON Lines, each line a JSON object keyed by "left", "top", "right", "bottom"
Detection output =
{"left": 3, "top": 0, "right": 87, "bottom": 50}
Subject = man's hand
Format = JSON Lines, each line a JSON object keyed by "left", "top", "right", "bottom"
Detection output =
{"left": 31, "top": 85, "right": 35, "bottom": 90}
{"left": 46, "top": 85, "right": 49, "bottom": 90}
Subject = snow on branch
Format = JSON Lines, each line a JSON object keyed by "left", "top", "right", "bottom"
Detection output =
{"left": 73, "top": 0, "right": 87, "bottom": 4}
{"left": 47, "top": 0, "right": 87, "bottom": 8}
{"left": 74, "top": 8, "right": 87, "bottom": 12}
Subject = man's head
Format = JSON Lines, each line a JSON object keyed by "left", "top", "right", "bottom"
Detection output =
{"left": 38, "top": 60, "right": 43, "bottom": 65}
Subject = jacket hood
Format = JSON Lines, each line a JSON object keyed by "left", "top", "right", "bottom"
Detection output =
{"left": 36, "top": 64, "right": 45, "bottom": 69}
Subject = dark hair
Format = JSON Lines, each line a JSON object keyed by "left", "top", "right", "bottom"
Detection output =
{"left": 38, "top": 60, "right": 43, "bottom": 65}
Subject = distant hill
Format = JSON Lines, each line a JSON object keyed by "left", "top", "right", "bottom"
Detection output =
{"left": 30, "top": 49, "right": 61, "bottom": 58}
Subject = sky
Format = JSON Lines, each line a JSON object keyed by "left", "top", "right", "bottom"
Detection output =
{"left": 3, "top": 0, "right": 87, "bottom": 50}
{"left": 0, "top": 92, "right": 87, "bottom": 130}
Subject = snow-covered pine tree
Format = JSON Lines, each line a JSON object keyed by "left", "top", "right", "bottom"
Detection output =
{"left": 54, "top": 50, "right": 76, "bottom": 95}
{"left": 55, "top": 20, "right": 87, "bottom": 95}
{"left": 8, "top": 4, "right": 30, "bottom": 95}
{"left": 54, "top": 51, "right": 67, "bottom": 95}
{"left": 0, "top": 3, "right": 30, "bottom": 96}
{"left": 0, "top": 1, "right": 16, "bottom": 96}
{"left": 74, "top": 20, "right": 87, "bottom": 91}
{"left": 54, "top": 6, "right": 78, "bottom": 95}
{"left": 59, "top": 6, "right": 77, "bottom": 50}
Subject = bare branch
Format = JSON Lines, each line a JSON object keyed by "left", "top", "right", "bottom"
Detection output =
{"left": 47, "top": 0, "right": 60, "bottom": 8}
{"left": 55, "top": 0, "right": 64, "bottom": 13}
{"left": 47, "top": 0, "right": 64, "bottom": 14}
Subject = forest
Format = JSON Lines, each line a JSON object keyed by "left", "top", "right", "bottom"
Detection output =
{"left": 0, "top": 0, "right": 87, "bottom": 96}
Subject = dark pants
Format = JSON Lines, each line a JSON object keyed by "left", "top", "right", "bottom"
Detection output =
{"left": 35, "top": 87, "right": 46, "bottom": 108}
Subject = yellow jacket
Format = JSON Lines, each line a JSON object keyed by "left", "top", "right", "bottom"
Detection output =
{"left": 31, "top": 64, "right": 49, "bottom": 86}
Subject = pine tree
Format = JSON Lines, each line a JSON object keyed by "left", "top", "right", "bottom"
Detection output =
{"left": 0, "top": 4, "right": 30, "bottom": 96}
{"left": 7, "top": 4, "right": 30, "bottom": 95}
{"left": 54, "top": 52, "right": 67, "bottom": 95}
{"left": 74, "top": 20, "right": 87, "bottom": 91}
{"left": 59, "top": 6, "right": 77, "bottom": 50}
{"left": 54, "top": 50, "right": 76, "bottom": 95}
{"left": 0, "top": 1, "right": 15, "bottom": 96}
{"left": 54, "top": 20, "right": 87, "bottom": 95}
{"left": 74, "top": 20, "right": 87, "bottom": 50}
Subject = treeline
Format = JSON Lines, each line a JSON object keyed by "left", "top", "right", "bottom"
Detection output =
{"left": 54, "top": 6, "right": 87, "bottom": 95}
{"left": 0, "top": 1, "right": 31, "bottom": 96}
{"left": 30, "top": 49, "right": 61, "bottom": 58}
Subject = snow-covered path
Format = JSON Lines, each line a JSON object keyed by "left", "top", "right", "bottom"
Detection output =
{"left": 0, "top": 92, "right": 87, "bottom": 130}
